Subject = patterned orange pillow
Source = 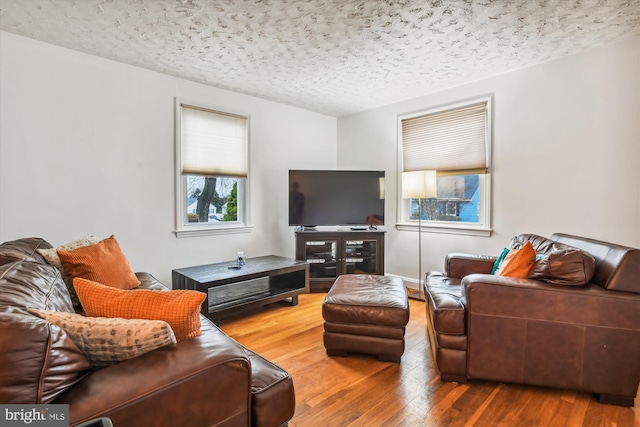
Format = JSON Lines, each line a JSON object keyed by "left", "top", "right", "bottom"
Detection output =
{"left": 58, "top": 235, "right": 140, "bottom": 290}
{"left": 498, "top": 241, "right": 536, "bottom": 279}
{"left": 73, "top": 277, "right": 205, "bottom": 341}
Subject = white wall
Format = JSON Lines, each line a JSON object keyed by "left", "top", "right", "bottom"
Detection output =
{"left": 337, "top": 37, "right": 640, "bottom": 287}
{"left": 0, "top": 31, "right": 337, "bottom": 285}
{"left": 2, "top": 31, "right": 639, "bottom": 289}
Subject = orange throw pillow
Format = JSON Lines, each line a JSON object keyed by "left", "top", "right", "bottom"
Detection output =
{"left": 498, "top": 241, "right": 536, "bottom": 279}
{"left": 73, "top": 277, "right": 205, "bottom": 341}
{"left": 57, "top": 235, "right": 140, "bottom": 290}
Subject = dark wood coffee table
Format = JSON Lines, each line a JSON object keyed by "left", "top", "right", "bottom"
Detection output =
{"left": 172, "top": 255, "right": 309, "bottom": 325}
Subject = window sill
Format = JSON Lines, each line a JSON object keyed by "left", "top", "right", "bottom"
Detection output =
{"left": 396, "top": 222, "right": 492, "bottom": 237}
{"left": 175, "top": 224, "right": 254, "bottom": 238}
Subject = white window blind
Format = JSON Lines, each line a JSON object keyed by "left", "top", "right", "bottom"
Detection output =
{"left": 402, "top": 102, "right": 488, "bottom": 174}
{"left": 181, "top": 105, "right": 248, "bottom": 177}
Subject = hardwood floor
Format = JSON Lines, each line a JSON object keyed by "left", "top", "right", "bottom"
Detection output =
{"left": 221, "top": 293, "right": 639, "bottom": 427}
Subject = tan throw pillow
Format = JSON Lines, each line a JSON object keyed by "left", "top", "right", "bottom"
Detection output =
{"left": 73, "top": 277, "right": 205, "bottom": 341}
{"left": 28, "top": 309, "right": 176, "bottom": 368}
{"left": 57, "top": 235, "right": 140, "bottom": 290}
{"left": 37, "top": 236, "right": 99, "bottom": 306}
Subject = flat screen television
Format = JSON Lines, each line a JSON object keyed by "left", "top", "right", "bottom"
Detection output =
{"left": 288, "top": 170, "right": 385, "bottom": 227}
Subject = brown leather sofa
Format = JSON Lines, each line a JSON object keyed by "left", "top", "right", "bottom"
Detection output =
{"left": 424, "top": 233, "right": 640, "bottom": 406}
{"left": 0, "top": 237, "right": 295, "bottom": 426}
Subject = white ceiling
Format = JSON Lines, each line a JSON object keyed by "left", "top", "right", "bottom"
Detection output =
{"left": 1, "top": 0, "right": 639, "bottom": 117}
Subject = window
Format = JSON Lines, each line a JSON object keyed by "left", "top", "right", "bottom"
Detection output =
{"left": 175, "top": 99, "right": 251, "bottom": 236}
{"left": 398, "top": 97, "right": 492, "bottom": 235}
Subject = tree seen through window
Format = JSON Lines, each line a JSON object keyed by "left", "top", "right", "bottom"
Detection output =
{"left": 187, "top": 176, "right": 238, "bottom": 223}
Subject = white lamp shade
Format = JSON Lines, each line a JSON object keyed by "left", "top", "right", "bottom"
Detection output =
{"left": 402, "top": 170, "right": 437, "bottom": 199}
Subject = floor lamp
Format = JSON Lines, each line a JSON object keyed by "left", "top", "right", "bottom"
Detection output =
{"left": 402, "top": 170, "right": 437, "bottom": 301}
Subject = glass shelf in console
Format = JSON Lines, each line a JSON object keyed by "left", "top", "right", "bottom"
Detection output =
{"left": 305, "top": 240, "right": 338, "bottom": 279}
{"left": 345, "top": 239, "right": 378, "bottom": 274}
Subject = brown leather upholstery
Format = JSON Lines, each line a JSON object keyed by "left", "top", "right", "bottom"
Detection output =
{"left": 424, "top": 233, "right": 640, "bottom": 406}
{"left": 0, "top": 257, "right": 89, "bottom": 404}
{"left": 0, "top": 312, "right": 91, "bottom": 404}
{"left": 445, "top": 253, "right": 495, "bottom": 278}
{"left": 0, "top": 237, "right": 51, "bottom": 266}
{"left": 323, "top": 275, "right": 409, "bottom": 362}
{"left": 0, "top": 260, "right": 75, "bottom": 314}
{"left": 423, "top": 272, "right": 464, "bottom": 335}
{"left": 552, "top": 233, "right": 640, "bottom": 293}
{"left": 247, "top": 351, "right": 296, "bottom": 427}
{"left": 424, "top": 272, "right": 468, "bottom": 383}
{"left": 0, "top": 237, "right": 295, "bottom": 427}
{"left": 511, "top": 233, "right": 596, "bottom": 285}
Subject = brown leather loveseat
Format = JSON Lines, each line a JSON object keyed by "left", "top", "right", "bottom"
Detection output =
{"left": 0, "top": 237, "right": 295, "bottom": 426}
{"left": 424, "top": 233, "right": 640, "bottom": 406}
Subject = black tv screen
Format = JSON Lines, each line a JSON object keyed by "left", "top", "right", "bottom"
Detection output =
{"left": 288, "top": 170, "right": 385, "bottom": 227}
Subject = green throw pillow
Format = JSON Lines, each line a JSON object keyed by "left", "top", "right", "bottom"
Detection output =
{"left": 491, "top": 248, "right": 510, "bottom": 274}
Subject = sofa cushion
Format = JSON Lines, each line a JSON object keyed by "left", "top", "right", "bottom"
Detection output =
{"left": 424, "top": 272, "right": 465, "bottom": 335}
{"left": 74, "top": 278, "right": 205, "bottom": 341}
{"left": 551, "top": 233, "right": 640, "bottom": 294}
{"left": 37, "top": 235, "right": 99, "bottom": 306}
{"left": 322, "top": 275, "right": 409, "bottom": 327}
{"left": 29, "top": 309, "right": 177, "bottom": 367}
{"left": 0, "top": 237, "right": 51, "bottom": 266}
{"left": 0, "top": 312, "right": 91, "bottom": 404}
{"left": 0, "top": 260, "right": 74, "bottom": 314}
{"left": 510, "top": 234, "right": 596, "bottom": 286}
{"left": 58, "top": 235, "right": 140, "bottom": 290}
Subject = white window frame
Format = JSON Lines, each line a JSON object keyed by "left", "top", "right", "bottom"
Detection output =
{"left": 174, "top": 98, "right": 252, "bottom": 237}
{"left": 396, "top": 96, "right": 492, "bottom": 237}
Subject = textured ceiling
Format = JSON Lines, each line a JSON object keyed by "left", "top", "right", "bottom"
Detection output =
{"left": 1, "top": 0, "right": 639, "bottom": 117}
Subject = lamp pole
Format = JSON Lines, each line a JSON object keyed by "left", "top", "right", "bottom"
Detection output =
{"left": 417, "top": 197, "right": 424, "bottom": 300}
{"left": 402, "top": 170, "right": 437, "bottom": 301}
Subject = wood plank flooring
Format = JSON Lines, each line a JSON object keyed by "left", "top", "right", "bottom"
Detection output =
{"left": 221, "top": 293, "right": 639, "bottom": 427}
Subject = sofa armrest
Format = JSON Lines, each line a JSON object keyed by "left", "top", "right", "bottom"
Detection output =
{"left": 60, "top": 331, "right": 252, "bottom": 427}
{"left": 135, "top": 271, "right": 167, "bottom": 291}
{"left": 460, "top": 274, "right": 640, "bottom": 399}
{"left": 445, "top": 253, "right": 496, "bottom": 279}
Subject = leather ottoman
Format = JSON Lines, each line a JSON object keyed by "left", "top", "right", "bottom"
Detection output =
{"left": 322, "top": 275, "right": 409, "bottom": 362}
